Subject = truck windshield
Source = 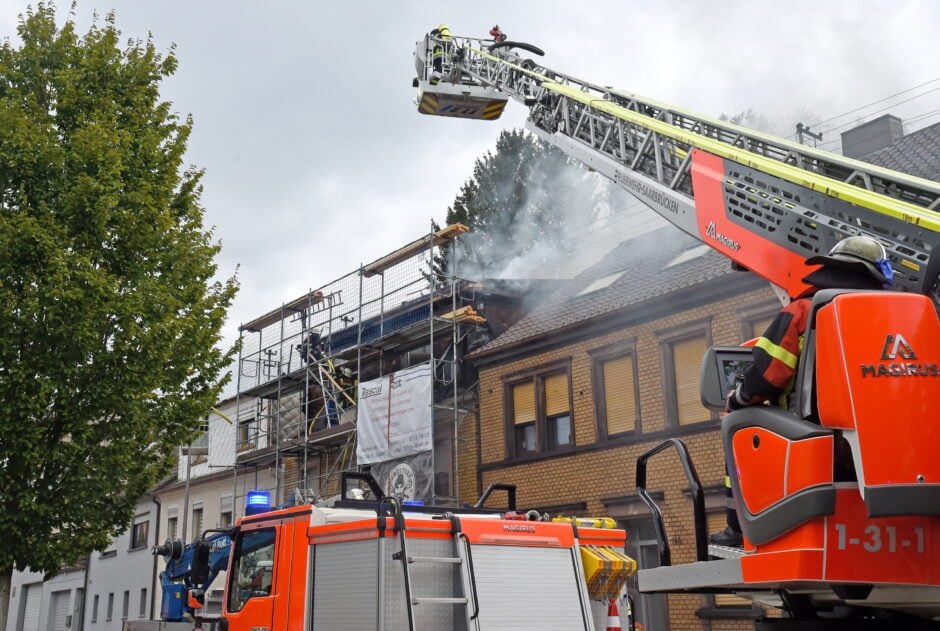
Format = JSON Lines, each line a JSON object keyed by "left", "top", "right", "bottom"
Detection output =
{"left": 227, "top": 527, "right": 276, "bottom": 612}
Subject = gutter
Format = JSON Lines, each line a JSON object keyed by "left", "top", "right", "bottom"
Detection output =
{"left": 150, "top": 495, "right": 161, "bottom": 621}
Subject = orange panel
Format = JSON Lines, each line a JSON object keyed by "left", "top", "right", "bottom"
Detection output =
{"left": 741, "top": 549, "right": 825, "bottom": 583}
{"left": 578, "top": 527, "right": 627, "bottom": 548}
{"left": 461, "top": 518, "right": 576, "bottom": 547}
{"left": 816, "top": 294, "right": 940, "bottom": 486}
{"left": 823, "top": 489, "right": 939, "bottom": 584}
{"left": 752, "top": 518, "right": 826, "bottom": 556}
{"left": 786, "top": 435, "right": 834, "bottom": 494}
{"left": 690, "top": 150, "right": 813, "bottom": 298}
{"left": 733, "top": 427, "right": 787, "bottom": 515}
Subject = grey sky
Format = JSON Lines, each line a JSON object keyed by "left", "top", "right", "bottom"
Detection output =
{"left": 2, "top": 0, "right": 939, "bottom": 376}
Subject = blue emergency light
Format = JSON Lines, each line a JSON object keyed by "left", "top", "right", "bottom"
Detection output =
{"left": 245, "top": 490, "right": 271, "bottom": 515}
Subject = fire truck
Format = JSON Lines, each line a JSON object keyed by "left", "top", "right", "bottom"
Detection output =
{"left": 413, "top": 27, "right": 940, "bottom": 629}
{"left": 168, "top": 475, "right": 633, "bottom": 631}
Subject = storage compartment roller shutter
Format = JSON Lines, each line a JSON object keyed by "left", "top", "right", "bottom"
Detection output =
{"left": 470, "top": 545, "right": 589, "bottom": 629}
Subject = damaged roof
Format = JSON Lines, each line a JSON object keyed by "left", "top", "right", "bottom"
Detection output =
{"left": 470, "top": 225, "right": 759, "bottom": 360}
{"left": 862, "top": 121, "right": 940, "bottom": 182}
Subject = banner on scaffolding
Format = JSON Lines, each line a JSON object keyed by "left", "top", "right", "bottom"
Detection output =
{"left": 356, "top": 362, "right": 433, "bottom": 465}
{"left": 371, "top": 451, "right": 434, "bottom": 502}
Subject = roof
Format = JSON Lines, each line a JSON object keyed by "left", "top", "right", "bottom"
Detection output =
{"left": 470, "top": 226, "right": 745, "bottom": 359}
{"left": 862, "top": 121, "right": 940, "bottom": 182}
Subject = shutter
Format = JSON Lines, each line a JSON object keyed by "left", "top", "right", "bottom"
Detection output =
{"left": 51, "top": 590, "right": 70, "bottom": 631}
{"left": 673, "top": 336, "right": 708, "bottom": 425}
{"left": 22, "top": 583, "right": 42, "bottom": 631}
{"left": 706, "top": 512, "right": 754, "bottom": 607}
{"left": 513, "top": 382, "right": 535, "bottom": 425}
{"left": 544, "top": 374, "right": 569, "bottom": 416}
{"left": 603, "top": 356, "right": 636, "bottom": 435}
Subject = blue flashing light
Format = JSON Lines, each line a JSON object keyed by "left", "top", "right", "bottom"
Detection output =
{"left": 402, "top": 500, "right": 425, "bottom": 507}
{"left": 245, "top": 490, "right": 272, "bottom": 516}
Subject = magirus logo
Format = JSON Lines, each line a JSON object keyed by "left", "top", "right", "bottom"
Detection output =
{"left": 860, "top": 334, "right": 938, "bottom": 378}
{"left": 705, "top": 221, "right": 740, "bottom": 251}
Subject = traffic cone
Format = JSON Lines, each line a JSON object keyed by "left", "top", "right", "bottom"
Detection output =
{"left": 606, "top": 598, "right": 622, "bottom": 631}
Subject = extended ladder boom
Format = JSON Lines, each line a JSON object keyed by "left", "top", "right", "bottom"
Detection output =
{"left": 415, "top": 32, "right": 940, "bottom": 302}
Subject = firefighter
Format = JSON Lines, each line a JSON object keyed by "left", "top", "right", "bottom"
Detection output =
{"left": 429, "top": 24, "right": 452, "bottom": 85}
{"left": 489, "top": 25, "right": 507, "bottom": 42}
{"left": 710, "top": 235, "right": 894, "bottom": 547}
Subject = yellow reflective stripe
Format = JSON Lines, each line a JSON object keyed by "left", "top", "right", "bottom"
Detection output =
{"left": 724, "top": 475, "right": 732, "bottom": 488}
{"left": 755, "top": 336, "right": 799, "bottom": 369}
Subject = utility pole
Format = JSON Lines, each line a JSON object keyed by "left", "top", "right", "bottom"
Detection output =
{"left": 795, "top": 122, "right": 823, "bottom": 147}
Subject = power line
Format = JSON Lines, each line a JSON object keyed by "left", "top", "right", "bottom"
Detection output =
{"left": 814, "top": 76, "right": 940, "bottom": 128}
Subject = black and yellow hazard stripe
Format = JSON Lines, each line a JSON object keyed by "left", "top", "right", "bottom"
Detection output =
{"left": 481, "top": 99, "right": 506, "bottom": 120}
{"left": 418, "top": 93, "right": 439, "bottom": 115}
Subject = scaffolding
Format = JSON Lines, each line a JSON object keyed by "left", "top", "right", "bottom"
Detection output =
{"left": 233, "top": 224, "right": 481, "bottom": 507}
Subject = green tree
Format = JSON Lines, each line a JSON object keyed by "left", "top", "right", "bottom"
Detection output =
{"left": 0, "top": 4, "right": 237, "bottom": 621}
{"left": 435, "top": 129, "right": 623, "bottom": 280}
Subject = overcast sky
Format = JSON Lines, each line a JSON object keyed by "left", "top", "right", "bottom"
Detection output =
{"left": 2, "top": 1, "right": 939, "bottom": 382}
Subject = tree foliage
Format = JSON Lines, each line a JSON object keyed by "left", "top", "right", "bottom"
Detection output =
{"left": 436, "top": 129, "right": 621, "bottom": 279}
{"left": 0, "top": 2, "right": 237, "bottom": 584}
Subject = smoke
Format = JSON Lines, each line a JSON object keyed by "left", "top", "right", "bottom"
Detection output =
{"left": 451, "top": 131, "right": 668, "bottom": 282}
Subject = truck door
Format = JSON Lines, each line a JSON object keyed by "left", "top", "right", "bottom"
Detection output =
{"left": 225, "top": 525, "right": 277, "bottom": 631}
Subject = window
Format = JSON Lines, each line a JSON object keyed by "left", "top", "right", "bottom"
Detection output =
{"left": 739, "top": 300, "right": 780, "bottom": 342}
{"left": 192, "top": 503, "right": 204, "bottom": 539}
{"left": 623, "top": 518, "right": 667, "bottom": 631}
{"left": 92, "top": 595, "right": 99, "bottom": 623}
{"left": 227, "top": 528, "right": 277, "bottom": 613}
{"left": 106, "top": 593, "right": 114, "bottom": 621}
{"left": 139, "top": 588, "right": 147, "bottom": 618}
{"left": 512, "top": 382, "right": 537, "bottom": 454}
{"left": 219, "top": 495, "right": 234, "bottom": 529}
{"left": 507, "top": 367, "right": 573, "bottom": 457}
{"left": 188, "top": 418, "right": 210, "bottom": 464}
{"left": 663, "top": 329, "right": 711, "bottom": 426}
{"left": 238, "top": 417, "right": 257, "bottom": 451}
{"left": 131, "top": 514, "right": 149, "bottom": 550}
{"left": 747, "top": 313, "right": 776, "bottom": 341}
{"left": 122, "top": 591, "right": 129, "bottom": 620}
{"left": 167, "top": 505, "right": 179, "bottom": 541}
{"left": 593, "top": 350, "right": 639, "bottom": 439}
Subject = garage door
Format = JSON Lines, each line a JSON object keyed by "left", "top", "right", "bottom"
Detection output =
{"left": 49, "top": 591, "right": 69, "bottom": 631}
{"left": 22, "top": 583, "right": 42, "bottom": 631}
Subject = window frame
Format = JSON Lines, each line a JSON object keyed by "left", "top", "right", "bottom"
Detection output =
{"left": 503, "top": 360, "right": 575, "bottom": 459}
{"left": 738, "top": 300, "right": 781, "bottom": 342}
{"left": 130, "top": 514, "right": 150, "bottom": 550}
{"left": 590, "top": 339, "right": 640, "bottom": 440}
{"left": 238, "top": 417, "right": 257, "bottom": 452}
{"left": 659, "top": 319, "right": 715, "bottom": 429}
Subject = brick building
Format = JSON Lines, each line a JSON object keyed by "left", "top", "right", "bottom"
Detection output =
{"left": 459, "top": 226, "right": 780, "bottom": 630}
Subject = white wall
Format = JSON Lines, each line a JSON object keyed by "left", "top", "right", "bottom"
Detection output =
{"left": 83, "top": 498, "right": 158, "bottom": 631}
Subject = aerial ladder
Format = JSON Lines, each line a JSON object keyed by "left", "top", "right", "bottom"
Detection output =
{"left": 414, "top": 30, "right": 940, "bottom": 304}
{"left": 415, "top": 28, "right": 940, "bottom": 628}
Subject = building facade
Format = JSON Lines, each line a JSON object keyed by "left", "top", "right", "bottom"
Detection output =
{"left": 462, "top": 228, "right": 780, "bottom": 631}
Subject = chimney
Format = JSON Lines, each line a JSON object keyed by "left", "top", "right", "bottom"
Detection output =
{"left": 841, "top": 114, "right": 904, "bottom": 159}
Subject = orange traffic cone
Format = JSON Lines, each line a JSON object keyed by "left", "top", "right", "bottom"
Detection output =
{"left": 606, "top": 598, "right": 622, "bottom": 631}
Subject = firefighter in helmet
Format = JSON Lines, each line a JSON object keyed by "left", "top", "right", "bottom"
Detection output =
{"left": 429, "top": 24, "right": 452, "bottom": 85}
{"left": 710, "top": 235, "right": 894, "bottom": 547}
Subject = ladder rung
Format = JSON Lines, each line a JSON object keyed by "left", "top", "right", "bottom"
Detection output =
{"left": 412, "top": 597, "right": 468, "bottom": 605}
{"left": 407, "top": 555, "right": 462, "bottom": 564}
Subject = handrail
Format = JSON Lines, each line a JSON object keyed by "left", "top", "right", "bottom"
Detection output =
{"left": 635, "top": 438, "right": 708, "bottom": 565}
